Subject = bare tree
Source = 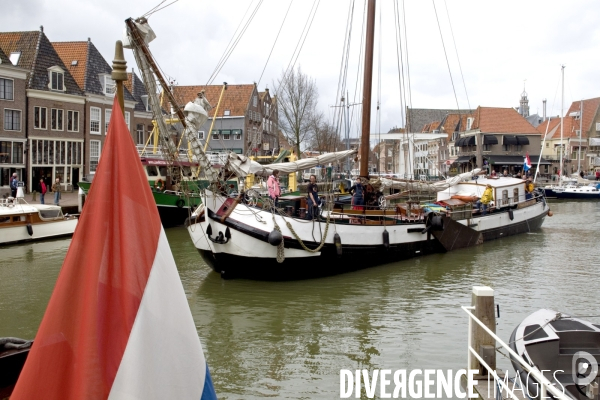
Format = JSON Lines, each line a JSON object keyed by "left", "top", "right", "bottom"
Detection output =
{"left": 308, "top": 112, "right": 341, "bottom": 154}
{"left": 275, "top": 66, "right": 319, "bottom": 158}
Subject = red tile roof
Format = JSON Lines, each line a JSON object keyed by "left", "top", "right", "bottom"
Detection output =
{"left": 167, "top": 84, "right": 256, "bottom": 117}
{"left": 566, "top": 97, "right": 600, "bottom": 134}
{"left": 471, "top": 106, "right": 540, "bottom": 134}
{"left": 51, "top": 42, "right": 88, "bottom": 90}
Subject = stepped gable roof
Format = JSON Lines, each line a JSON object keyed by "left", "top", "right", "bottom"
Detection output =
{"left": 0, "top": 47, "right": 11, "bottom": 65}
{"left": 0, "top": 30, "right": 83, "bottom": 95}
{"left": 566, "top": 97, "right": 600, "bottom": 134}
{"left": 125, "top": 71, "right": 149, "bottom": 112}
{"left": 407, "top": 108, "right": 474, "bottom": 133}
{"left": 168, "top": 84, "right": 255, "bottom": 118}
{"left": 471, "top": 106, "right": 540, "bottom": 134}
{"left": 52, "top": 40, "right": 135, "bottom": 101}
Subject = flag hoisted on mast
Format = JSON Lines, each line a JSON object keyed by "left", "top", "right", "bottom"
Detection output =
{"left": 11, "top": 66, "right": 217, "bottom": 398}
{"left": 523, "top": 152, "right": 532, "bottom": 173}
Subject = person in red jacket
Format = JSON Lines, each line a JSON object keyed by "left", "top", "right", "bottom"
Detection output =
{"left": 39, "top": 178, "right": 47, "bottom": 204}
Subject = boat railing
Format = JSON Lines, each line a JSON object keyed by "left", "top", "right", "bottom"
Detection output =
{"left": 461, "top": 296, "right": 569, "bottom": 400}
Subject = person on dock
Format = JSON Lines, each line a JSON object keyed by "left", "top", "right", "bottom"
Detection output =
{"left": 10, "top": 172, "right": 18, "bottom": 197}
{"left": 267, "top": 169, "right": 281, "bottom": 208}
{"left": 525, "top": 178, "right": 534, "bottom": 201}
{"left": 52, "top": 177, "right": 62, "bottom": 206}
{"left": 480, "top": 184, "right": 494, "bottom": 216}
{"left": 39, "top": 178, "right": 47, "bottom": 204}
{"left": 307, "top": 174, "right": 319, "bottom": 220}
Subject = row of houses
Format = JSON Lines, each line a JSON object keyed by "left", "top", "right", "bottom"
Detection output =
{"left": 375, "top": 92, "right": 600, "bottom": 179}
{"left": 0, "top": 26, "right": 279, "bottom": 193}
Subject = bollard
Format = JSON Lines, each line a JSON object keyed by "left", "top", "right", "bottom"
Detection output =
{"left": 470, "top": 286, "right": 496, "bottom": 377}
{"left": 32, "top": 190, "right": 37, "bottom": 201}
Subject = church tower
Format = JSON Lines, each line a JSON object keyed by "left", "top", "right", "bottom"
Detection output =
{"left": 518, "top": 82, "right": 530, "bottom": 118}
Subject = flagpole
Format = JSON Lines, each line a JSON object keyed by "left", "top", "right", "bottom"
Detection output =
{"left": 112, "top": 40, "right": 127, "bottom": 116}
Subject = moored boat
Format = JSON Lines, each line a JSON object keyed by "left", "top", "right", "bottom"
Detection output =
{"left": 509, "top": 309, "right": 600, "bottom": 399}
{"left": 0, "top": 338, "right": 32, "bottom": 398}
{"left": 0, "top": 198, "right": 78, "bottom": 245}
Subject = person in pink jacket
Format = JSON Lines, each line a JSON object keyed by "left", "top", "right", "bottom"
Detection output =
{"left": 267, "top": 169, "right": 281, "bottom": 208}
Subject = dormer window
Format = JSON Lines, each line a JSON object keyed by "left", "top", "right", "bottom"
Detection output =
{"left": 224, "top": 110, "right": 230, "bottom": 116}
{"left": 104, "top": 75, "right": 116, "bottom": 96}
{"left": 141, "top": 95, "right": 150, "bottom": 112}
{"left": 9, "top": 52, "right": 21, "bottom": 65}
{"left": 48, "top": 66, "right": 65, "bottom": 91}
{"left": 466, "top": 117, "right": 473, "bottom": 131}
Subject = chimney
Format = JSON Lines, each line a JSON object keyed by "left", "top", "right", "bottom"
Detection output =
{"left": 542, "top": 99, "right": 547, "bottom": 121}
{"left": 40, "top": 25, "right": 44, "bottom": 33}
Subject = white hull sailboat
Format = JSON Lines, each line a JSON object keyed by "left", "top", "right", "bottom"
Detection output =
{"left": 124, "top": 2, "right": 550, "bottom": 280}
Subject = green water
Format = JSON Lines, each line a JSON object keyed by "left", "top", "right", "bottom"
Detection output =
{"left": 1, "top": 200, "right": 599, "bottom": 399}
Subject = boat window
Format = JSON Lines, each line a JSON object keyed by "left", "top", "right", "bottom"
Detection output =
{"left": 182, "top": 166, "right": 192, "bottom": 177}
{"left": 502, "top": 190, "right": 508, "bottom": 206}
{"left": 513, "top": 188, "right": 519, "bottom": 203}
{"left": 40, "top": 209, "right": 62, "bottom": 219}
{"left": 159, "top": 166, "right": 167, "bottom": 177}
{"left": 0, "top": 216, "right": 10, "bottom": 223}
{"left": 146, "top": 166, "right": 158, "bottom": 176}
{"left": 523, "top": 324, "right": 548, "bottom": 341}
{"left": 13, "top": 216, "right": 26, "bottom": 222}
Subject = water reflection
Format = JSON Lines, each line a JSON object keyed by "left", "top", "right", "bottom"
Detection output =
{"left": 0, "top": 201, "right": 599, "bottom": 399}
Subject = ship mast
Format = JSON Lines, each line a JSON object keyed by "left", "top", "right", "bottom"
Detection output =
{"left": 359, "top": 0, "right": 376, "bottom": 177}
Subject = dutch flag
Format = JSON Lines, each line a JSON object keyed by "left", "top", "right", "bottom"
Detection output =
{"left": 523, "top": 153, "right": 532, "bottom": 172}
{"left": 11, "top": 97, "right": 217, "bottom": 400}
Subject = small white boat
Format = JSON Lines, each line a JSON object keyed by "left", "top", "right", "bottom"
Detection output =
{"left": 0, "top": 198, "right": 78, "bottom": 245}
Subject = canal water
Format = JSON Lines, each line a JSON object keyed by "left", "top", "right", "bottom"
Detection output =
{"left": 1, "top": 200, "right": 599, "bottom": 399}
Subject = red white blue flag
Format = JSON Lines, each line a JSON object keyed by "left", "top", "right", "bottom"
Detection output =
{"left": 524, "top": 153, "right": 532, "bottom": 172}
{"left": 12, "top": 97, "right": 217, "bottom": 400}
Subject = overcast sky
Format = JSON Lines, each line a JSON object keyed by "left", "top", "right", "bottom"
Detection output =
{"left": 5, "top": 0, "right": 600, "bottom": 137}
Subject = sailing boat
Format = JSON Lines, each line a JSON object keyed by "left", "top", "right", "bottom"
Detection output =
{"left": 125, "top": 1, "right": 550, "bottom": 280}
{"left": 541, "top": 67, "right": 600, "bottom": 199}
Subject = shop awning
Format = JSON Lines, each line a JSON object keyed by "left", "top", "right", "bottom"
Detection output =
{"left": 455, "top": 136, "right": 475, "bottom": 147}
{"left": 503, "top": 136, "right": 518, "bottom": 145}
{"left": 455, "top": 138, "right": 465, "bottom": 147}
{"left": 453, "top": 156, "right": 472, "bottom": 164}
{"left": 483, "top": 135, "right": 498, "bottom": 145}
{"left": 486, "top": 155, "right": 551, "bottom": 166}
{"left": 516, "top": 136, "right": 530, "bottom": 145}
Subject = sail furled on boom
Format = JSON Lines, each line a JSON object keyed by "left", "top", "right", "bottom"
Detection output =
{"left": 227, "top": 149, "right": 358, "bottom": 178}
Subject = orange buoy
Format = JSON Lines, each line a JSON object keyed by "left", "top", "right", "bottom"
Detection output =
{"left": 548, "top": 210, "right": 553, "bottom": 217}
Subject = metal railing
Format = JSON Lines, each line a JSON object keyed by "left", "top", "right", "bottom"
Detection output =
{"left": 461, "top": 306, "right": 569, "bottom": 400}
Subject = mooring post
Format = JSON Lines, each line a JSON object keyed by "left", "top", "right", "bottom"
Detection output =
{"left": 470, "top": 286, "right": 496, "bottom": 377}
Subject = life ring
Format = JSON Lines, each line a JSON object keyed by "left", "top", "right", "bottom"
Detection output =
{"left": 175, "top": 199, "right": 185, "bottom": 208}
{"left": 154, "top": 179, "right": 164, "bottom": 191}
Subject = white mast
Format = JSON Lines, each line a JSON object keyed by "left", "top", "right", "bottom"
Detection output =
{"left": 559, "top": 65, "right": 564, "bottom": 183}
{"left": 578, "top": 99, "right": 582, "bottom": 174}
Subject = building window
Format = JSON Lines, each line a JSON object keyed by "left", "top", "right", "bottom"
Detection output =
{"left": 233, "top": 129, "right": 242, "bottom": 140}
{"left": 90, "top": 107, "right": 101, "bottom": 134}
{"left": 34, "top": 106, "right": 47, "bottom": 129}
{"left": 105, "top": 109, "right": 112, "bottom": 133}
{"left": 90, "top": 140, "right": 101, "bottom": 173}
{"left": 466, "top": 117, "right": 473, "bottom": 131}
{"left": 502, "top": 144, "right": 511, "bottom": 151}
{"left": 212, "top": 130, "right": 219, "bottom": 140}
{"left": 104, "top": 75, "right": 116, "bottom": 96}
{"left": 51, "top": 109, "right": 64, "bottom": 131}
{"left": 4, "top": 109, "right": 21, "bottom": 131}
{"left": 482, "top": 144, "right": 491, "bottom": 151}
{"left": 50, "top": 70, "right": 64, "bottom": 91}
{"left": 546, "top": 142, "right": 549, "bottom": 148}
{"left": 198, "top": 130, "right": 205, "bottom": 140}
{"left": 67, "top": 110, "right": 79, "bottom": 132}
{"left": 253, "top": 95, "right": 257, "bottom": 107}
{"left": 224, "top": 110, "right": 230, "bottom": 116}
{"left": 222, "top": 130, "right": 231, "bottom": 140}
{"left": 137, "top": 124, "right": 145, "bottom": 145}
{"left": 515, "top": 144, "right": 522, "bottom": 152}
{"left": 0, "top": 78, "right": 14, "bottom": 100}
{"left": 125, "top": 111, "right": 130, "bottom": 131}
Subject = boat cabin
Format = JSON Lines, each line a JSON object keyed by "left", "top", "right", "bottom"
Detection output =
{"left": 437, "top": 177, "right": 528, "bottom": 208}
